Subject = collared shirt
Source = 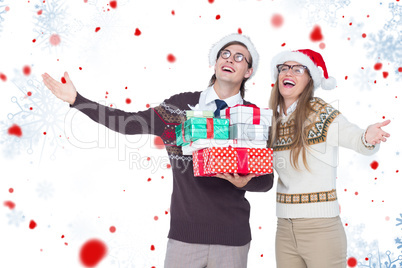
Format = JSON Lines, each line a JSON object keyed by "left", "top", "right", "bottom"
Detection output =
{"left": 188, "top": 85, "right": 243, "bottom": 111}
{"left": 278, "top": 100, "right": 298, "bottom": 117}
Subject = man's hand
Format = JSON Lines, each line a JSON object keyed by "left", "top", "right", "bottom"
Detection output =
{"left": 215, "top": 173, "right": 256, "bottom": 188}
{"left": 42, "top": 72, "right": 77, "bottom": 105}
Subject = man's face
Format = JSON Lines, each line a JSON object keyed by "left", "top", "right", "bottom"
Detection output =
{"left": 214, "top": 44, "right": 253, "bottom": 86}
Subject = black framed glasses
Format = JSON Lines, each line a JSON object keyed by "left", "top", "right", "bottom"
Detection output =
{"left": 220, "top": 50, "right": 250, "bottom": 65}
{"left": 277, "top": 64, "right": 308, "bottom": 76}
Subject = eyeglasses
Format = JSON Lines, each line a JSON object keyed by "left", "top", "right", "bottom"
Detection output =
{"left": 277, "top": 64, "right": 308, "bottom": 76}
{"left": 220, "top": 50, "right": 250, "bottom": 65}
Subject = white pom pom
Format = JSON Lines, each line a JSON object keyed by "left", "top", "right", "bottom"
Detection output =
{"left": 321, "top": 76, "right": 337, "bottom": 90}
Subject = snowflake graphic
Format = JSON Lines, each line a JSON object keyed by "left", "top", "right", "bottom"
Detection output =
{"left": 6, "top": 209, "right": 25, "bottom": 227}
{"left": 384, "top": 3, "right": 402, "bottom": 35}
{"left": 298, "top": 0, "right": 351, "bottom": 27}
{"left": 0, "top": 0, "right": 7, "bottom": 33}
{"left": 353, "top": 214, "right": 402, "bottom": 267}
{"left": 33, "top": 0, "right": 69, "bottom": 51}
{"left": 353, "top": 68, "right": 376, "bottom": 91}
{"left": 37, "top": 181, "right": 54, "bottom": 199}
{"left": 0, "top": 70, "right": 68, "bottom": 160}
{"left": 341, "top": 18, "right": 364, "bottom": 45}
{"left": 364, "top": 31, "right": 402, "bottom": 64}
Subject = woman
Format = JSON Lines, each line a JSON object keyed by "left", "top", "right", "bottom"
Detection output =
{"left": 268, "top": 49, "right": 390, "bottom": 268}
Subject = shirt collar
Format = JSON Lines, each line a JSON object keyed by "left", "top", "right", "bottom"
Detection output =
{"left": 278, "top": 100, "right": 298, "bottom": 116}
{"left": 205, "top": 85, "right": 243, "bottom": 107}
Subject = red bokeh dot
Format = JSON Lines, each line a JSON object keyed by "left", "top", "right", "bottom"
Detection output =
{"left": 154, "top": 136, "right": 165, "bottom": 149}
{"left": 61, "top": 77, "right": 66, "bottom": 84}
{"left": 49, "top": 34, "right": 61, "bottom": 46}
{"left": 271, "top": 14, "right": 284, "bottom": 28}
{"left": 362, "top": 33, "right": 367, "bottom": 38}
{"left": 9, "top": 188, "right": 14, "bottom": 193}
{"left": 95, "top": 27, "right": 101, "bottom": 32}
{"left": 383, "top": 72, "right": 389, "bottom": 79}
{"left": 398, "top": 67, "right": 402, "bottom": 72}
{"left": 370, "top": 160, "right": 379, "bottom": 170}
{"left": 310, "top": 25, "right": 323, "bottom": 42}
{"left": 0, "top": 73, "right": 7, "bottom": 82}
{"left": 134, "top": 28, "right": 141, "bottom": 36}
{"left": 29, "top": 220, "right": 37, "bottom": 229}
{"left": 79, "top": 239, "right": 107, "bottom": 267}
{"left": 208, "top": 0, "right": 214, "bottom": 3}
{"left": 43, "top": 132, "right": 47, "bottom": 135}
{"left": 216, "top": 14, "right": 221, "bottom": 20}
{"left": 109, "top": 226, "right": 116, "bottom": 233}
{"left": 345, "top": 76, "right": 348, "bottom": 80}
{"left": 27, "top": 91, "right": 32, "bottom": 96}
{"left": 167, "top": 54, "right": 176, "bottom": 63}
{"left": 109, "top": 1, "right": 117, "bottom": 8}
{"left": 171, "top": 10, "right": 175, "bottom": 15}
{"left": 146, "top": 104, "right": 150, "bottom": 108}
{"left": 154, "top": 216, "right": 159, "bottom": 221}
{"left": 347, "top": 257, "right": 357, "bottom": 267}
{"left": 23, "top": 65, "right": 31, "bottom": 76}
{"left": 355, "top": 192, "right": 358, "bottom": 195}
{"left": 126, "top": 98, "right": 131, "bottom": 104}
{"left": 167, "top": 164, "right": 171, "bottom": 169}
{"left": 281, "top": 43, "right": 286, "bottom": 47}
{"left": 150, "top": 245, "right": 155, "bottom": 251}
{"left": 374, "top": 63, "right": 382, "bottom": 70}
{"left": 238, "top": 28, "right": 242, "bottom": 34}
{"left": 319, "top": 42, "right": 326, "bottom": 49}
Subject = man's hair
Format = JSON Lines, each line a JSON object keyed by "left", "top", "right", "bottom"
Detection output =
{"left": 208, "top": 41, "right": 253, "bottom": 99}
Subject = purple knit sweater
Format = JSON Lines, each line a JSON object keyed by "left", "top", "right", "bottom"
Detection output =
{"left": 71, "top": 90, "right": 274, "bottom": 246}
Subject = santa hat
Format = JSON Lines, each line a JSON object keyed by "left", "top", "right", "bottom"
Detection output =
{"left": 209, "top": 33, "right": 259, "bottom": 78}
{"left": 271, "top": 49, "right": 337, "bottom": 90}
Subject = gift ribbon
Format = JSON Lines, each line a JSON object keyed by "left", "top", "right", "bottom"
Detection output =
{"left": 196, "top": 150, "right": 204, "bottom": 176}
{"left": 206, "top": 118, "right": 214, "bottom": 139}
{"left": 224, "top": 104, "right": 261, "bottom": 125}
{"left": 236, "top": 148, "right": 249, "bottom": 174}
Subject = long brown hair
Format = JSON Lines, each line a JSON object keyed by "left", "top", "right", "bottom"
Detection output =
{"left": 268, "top": 77, "right": 315, "bottom": 170}
{"left": 208, "top": 41, "right": 253, "bottom": 99}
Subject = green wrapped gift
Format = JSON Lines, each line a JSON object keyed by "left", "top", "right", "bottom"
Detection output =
{"left": 175, "top": 117, "right": 229, "bottom": 146}
{"left": 186, "top": 110, "right": 214, "bottom": 119}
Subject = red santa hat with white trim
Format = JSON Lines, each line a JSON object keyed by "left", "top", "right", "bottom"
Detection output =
{"left": 271, "top": 49, "right": 337, "bottom": 90}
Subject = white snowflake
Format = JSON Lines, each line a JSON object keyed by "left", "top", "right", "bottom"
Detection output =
{"left": 0, "top": 0, "right": 7, "bottom": 33}
{"left": 0, "top": 71, "right": 68, "bottom": 160}
{"left": 364, "top": 30, "right": 402, "bottom": 64}
{"left": 37, "top": 181, "right": 54, "bottom": 199}
{"left": 384, "top": 3, "right": 402, "bottom": 35}
{"left": 340, "top": 18, "right": 364, "bottom": 45}
{"left": 7, "top": 209, "right": 25, "bottom": 227}
{"left": 299, "top": 0, "right": 351, "bottom": 27}
{"left": 33, "top": 0, "right": 69, "bottom": 51}
{"left": 353, "top": 68, "right": 376, "bottom": 91}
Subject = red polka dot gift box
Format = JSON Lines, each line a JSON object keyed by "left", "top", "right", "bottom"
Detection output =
{"left": 193, "top": 147, "right": 273, "bottom": 177}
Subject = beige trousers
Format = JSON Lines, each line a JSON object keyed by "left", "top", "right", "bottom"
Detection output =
{"left": 276, "top": 216, "right": 347, "bottom": 268}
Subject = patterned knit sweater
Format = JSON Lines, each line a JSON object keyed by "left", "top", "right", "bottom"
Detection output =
{"left": 273, "top": 97, "right": 379, "bottom": 218}
{"left": 72, "top": 91, "right": 274, "bottom": 246}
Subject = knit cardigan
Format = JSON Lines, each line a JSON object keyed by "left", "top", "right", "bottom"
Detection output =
{"left": 71, "top": 90, "right": 274, "bottom": 246}
{"left": 273, "top": 97, "right": 379, "bottom": 218}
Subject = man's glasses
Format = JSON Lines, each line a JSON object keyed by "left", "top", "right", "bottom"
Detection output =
{"left": 277, "top": 64, "right": 308, "bottom": 76}
{"left": 220, "top": 50, "right": 250, "bottom": 65}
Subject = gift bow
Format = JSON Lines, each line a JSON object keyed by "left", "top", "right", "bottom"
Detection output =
{"left": 224, "top": 104, "right": 261, "bottom": 125}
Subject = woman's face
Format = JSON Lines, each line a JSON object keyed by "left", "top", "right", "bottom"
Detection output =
{"left": 277, "top": 61, "right": 311, "bottom": 103}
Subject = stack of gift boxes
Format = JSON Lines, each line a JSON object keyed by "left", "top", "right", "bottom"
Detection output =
{"left": 175, "top": 105, "right": 273, "bottom": 177}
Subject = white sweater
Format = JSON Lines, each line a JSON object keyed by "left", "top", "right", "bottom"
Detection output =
{"left": 274, "top": 97, "right": 379, "bottom": 218}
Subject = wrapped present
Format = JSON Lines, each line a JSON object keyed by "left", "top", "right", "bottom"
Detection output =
{"left": 181, "top": 138, "right": 267, "bottom": 155}
{"left": 175, "top": 117, "right": 229, "bottom": 146}
{"left": 186, "top": 110, "right": 214, "bottom": 119}
{"left": 229, "top": 124, "right": 270, "bottom": 141}
{"left": 193, "top": 147, "right": 273, "bottom": 177}
{"left": 220, "top": 104, "right": 273, "bottom": 126}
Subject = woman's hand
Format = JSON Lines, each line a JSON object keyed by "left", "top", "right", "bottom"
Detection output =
{"left": 42, "top": 72, "right": 77, "bottom": 105}
{"left": 215, "top": 173, "right": 256, "bottom": 188}
{"left": 365, "top": 120, "right": 391, "bottom": 145}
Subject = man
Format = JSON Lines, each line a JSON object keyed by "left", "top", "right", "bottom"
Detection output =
{"left": 42, "top": 33, "right": 274, "bottom": 268}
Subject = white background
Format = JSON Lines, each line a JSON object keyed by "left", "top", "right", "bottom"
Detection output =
{"left": 0, "top": 0, "right": 401, "bottom": 267}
